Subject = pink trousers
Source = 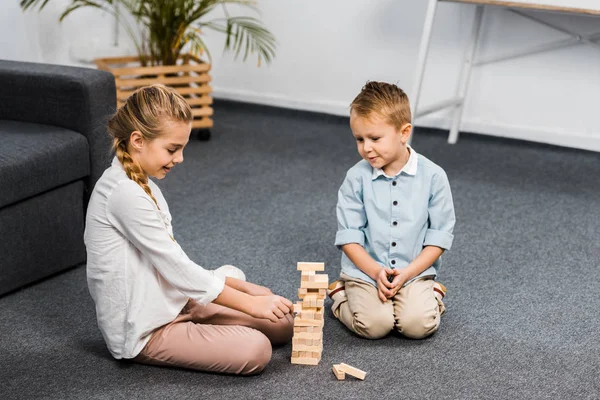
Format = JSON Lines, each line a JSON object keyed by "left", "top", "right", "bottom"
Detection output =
{"left": 133, "top": 300, "right": 294, "bottom": 375}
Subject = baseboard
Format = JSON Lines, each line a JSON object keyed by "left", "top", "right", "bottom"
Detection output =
{"left": 213, "top": 88, "right": 350, "bottom": 117}
{"left": 212, "top": 87, "right": 600, "bottom": 153}
{"left": 417, "top": 116, "right": 600, "bottom": 153}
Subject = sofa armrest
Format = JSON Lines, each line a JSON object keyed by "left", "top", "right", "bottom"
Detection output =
{"left": 0, "top": 59, "right": 116, "bottom": 198}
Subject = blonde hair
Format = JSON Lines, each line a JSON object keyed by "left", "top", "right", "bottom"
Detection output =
{"left": 107, "top": 84, "right": 192, "bottom": 209}
{"left": 350, "top": 81, "right": 411, "bottom": 130}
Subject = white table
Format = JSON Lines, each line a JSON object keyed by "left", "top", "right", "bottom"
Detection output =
{"left": 410, "top": 0, "right": 600, "bottom": 144}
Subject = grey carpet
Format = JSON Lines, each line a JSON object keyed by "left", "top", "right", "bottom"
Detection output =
{"left": 1, "top": 100, "right": 599, "bottom": 400}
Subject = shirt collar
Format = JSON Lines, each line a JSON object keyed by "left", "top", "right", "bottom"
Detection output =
{"left": 371, "top": 145, "right": 418, "bottom": 180}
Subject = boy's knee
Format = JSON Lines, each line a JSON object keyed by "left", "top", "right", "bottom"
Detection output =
{"left": 354, "top": 311, "right": 395, "bottom": 339}
{"left": 239, "top": 331, "right": 272, "bottom": 375}
{"left": 395, "top": 309, "right": 440, "bottom": 339}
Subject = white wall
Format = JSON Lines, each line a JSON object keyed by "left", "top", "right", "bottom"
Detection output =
{"left": 3, "top": 1, "right": 600, "bottom": 151}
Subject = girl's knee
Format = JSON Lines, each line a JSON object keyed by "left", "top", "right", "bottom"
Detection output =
{"left": 240, "top": 331, "right": 272, "bottom": 375}
{"left": 264, "top": 314, "right": 294, "bottom": 346}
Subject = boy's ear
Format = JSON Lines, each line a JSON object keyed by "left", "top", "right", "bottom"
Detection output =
{"left": 129, "top": 131, "right": 145, "bottom": 152}
{"left": 400, "top": 123, "right": 412, "bottom": 143}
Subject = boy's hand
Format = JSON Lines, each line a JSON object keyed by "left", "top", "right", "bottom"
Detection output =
{"left": 249, "top": 295, "right": 294, "bottom": 323}
{"left": 386, "top": 269, "right": 408, "bottom": 298}
{"left": 376, "top": 268, "right": 396, "bottom": 302}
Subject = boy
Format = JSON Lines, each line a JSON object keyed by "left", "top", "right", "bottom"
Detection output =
{"left": 329, "top": 81, "right": 455, "bottom": 340}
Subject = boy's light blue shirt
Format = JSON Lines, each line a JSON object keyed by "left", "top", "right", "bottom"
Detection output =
{"left": 335, "top": 146, "right": 455, "bottom": 286}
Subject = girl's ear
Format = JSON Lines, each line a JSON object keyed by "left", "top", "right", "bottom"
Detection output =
{"left": 129, "top": 131, "right": 145, "bottom": 152}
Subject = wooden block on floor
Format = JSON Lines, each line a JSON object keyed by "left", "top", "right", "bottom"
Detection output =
{"left": 338, "top": 363, "right": 367, "bottom": 380}
{"left": 297, "top": 262, "right": 325, "bottom": 271}
{"left": 332, "top": 364, "right": 346, "bottom": 380}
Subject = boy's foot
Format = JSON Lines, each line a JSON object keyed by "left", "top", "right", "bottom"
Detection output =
{"left": 214, "top": 265, "right": 246, "bottom": 282}
{"left": 328, "top": 280, "right": 345, "bottom": 299}
{"left": 433, "top": 281, "right": 447, "bottom": 315}
{"left": 327, "top": 280, "right": 347, "bottom": 317}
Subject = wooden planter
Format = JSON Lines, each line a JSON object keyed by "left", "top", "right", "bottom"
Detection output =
{"left": 95, "top": 54, "right": 213, "bottom": 130}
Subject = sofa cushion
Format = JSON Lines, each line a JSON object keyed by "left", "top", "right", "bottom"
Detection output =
{"left": 0, "top": 120, "right": 90, "bottom": 208}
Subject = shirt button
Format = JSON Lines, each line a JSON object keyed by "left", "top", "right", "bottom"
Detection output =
{"left": 393, "top": 201, "right": 398, "bottom": 206}
{"left": 392, "top": 242, "right": 396, "bottom": 247}
{"left": 392, "top": 221, "right": 398, "bottom": 226}
{"left": 391, "top": 260, "right": 396, "bottom": 265}
{"left": 392, "top": 181, "right": 397, "bottom": 186}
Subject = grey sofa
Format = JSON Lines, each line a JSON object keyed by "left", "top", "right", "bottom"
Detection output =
{"left": 0, "top": 59, "right": 116, "bottom": 295}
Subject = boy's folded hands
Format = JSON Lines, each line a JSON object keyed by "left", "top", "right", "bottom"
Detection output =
{"left": 376, "top": 268, "right": 408, "bottom": 302}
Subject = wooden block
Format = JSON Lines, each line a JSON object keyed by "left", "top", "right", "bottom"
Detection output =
{"left": 301, "top": 295, "right": 325, "bottom": 304}
{"left": 299, "top": 309, "right": 315, "bottom": 319}
{"left": 298, "top": 288, "right": 307, "bottom": 298}
{"left": 293, "top": 326, "right": 315, "bottom": 333}
{"left": 292, "top": 344, "right": 322, "bottom": 352}
{"left": 293, "top": 331, "right": 322, "bottom": 340}
{"left": 292, "top": 338, "right": 313, "bottom": 346}
{"left": 332, "top": 364, "right": 346, "bottom": 380}
{"left": 294, "top": 318, "right": 324, "bottom": 327}
{"left": 301, "top": 270, "right": 315, "bottom": 282}
{"left": 293, "top": 303, "right": 302, "bottom": 314}
{"left": 297, "top": 262, "right": 325, "bottom": 271}
{"left": 314, "top": 274, "right": 329, "bottom": 283}
{"left": 291, "top": 351, "right": 299, "bottom": 357}
{"left": 338, "top": 363, "right": 367, "bottom": 380}
{"left": 291, "top": 357, "right": 319, "bottom": 366}
{"left": 300, "top": 280, "right": 329, "bottom": 289}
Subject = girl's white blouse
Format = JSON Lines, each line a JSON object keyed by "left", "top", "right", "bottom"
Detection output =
{"left": 84, "top": 157, "right": 224, "bottom": 359}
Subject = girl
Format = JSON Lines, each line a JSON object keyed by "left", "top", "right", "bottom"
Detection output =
{"left": 84, "top": 84, "right": 294, "bottom": 375}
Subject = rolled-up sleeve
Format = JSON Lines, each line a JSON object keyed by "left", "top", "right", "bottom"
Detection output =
{"left": 335, "top": 173, "right": 366, "bottom": 248}
{"left": 106, "top": 181, "right": 224, "bottom": 305}
{"left": 423, "top": 171, "right": 455, "bottom": 250}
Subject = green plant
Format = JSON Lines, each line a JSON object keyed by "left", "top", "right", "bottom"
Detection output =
{"left": 20, "top": 0, "right": 276, "bottom": 66}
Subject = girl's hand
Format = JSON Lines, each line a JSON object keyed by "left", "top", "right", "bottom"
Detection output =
{"left": 376, "top": 268, "right": 395, "bottom": 302}
{"left": 249, "top": 295, "right": 294, "bottom": 323}
{"left": 224, "top": 277, "right": 273, "bottom": 296}
{"left": 238, "top": 280, "right": 273, "bottom": 296}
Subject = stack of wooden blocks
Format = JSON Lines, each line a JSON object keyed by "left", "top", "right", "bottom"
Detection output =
{"left": 291, "top": 262, "right": 328, "bottom": 366}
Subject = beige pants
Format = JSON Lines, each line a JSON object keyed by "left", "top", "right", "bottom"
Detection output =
{"left": 133, "top": 299, "right": 294, "bottom": 375}
{"left": 334, "top": 273, "right": 443, "bottom": 340}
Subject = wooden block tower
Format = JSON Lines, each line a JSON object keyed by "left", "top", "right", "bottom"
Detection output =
{"left": 291, "top": 262, "right": 328, "bottom": 366}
